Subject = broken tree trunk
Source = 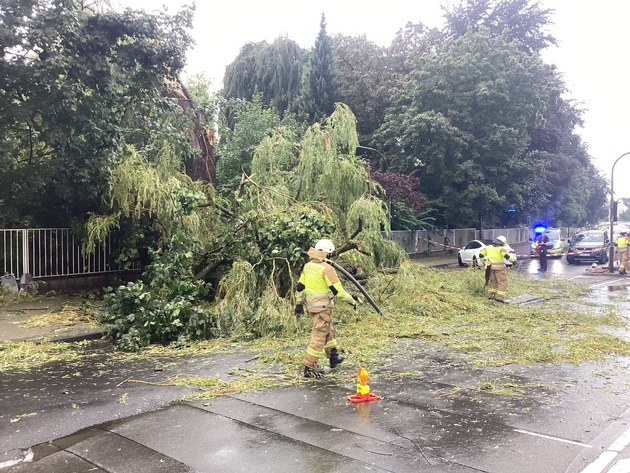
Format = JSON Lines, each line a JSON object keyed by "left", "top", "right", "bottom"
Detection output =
{"left": 168, "top": 80, "right": 217, "bottom": 186}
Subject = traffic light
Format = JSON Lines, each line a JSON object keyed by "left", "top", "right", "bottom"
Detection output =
{"left": 611, "top": 200, "right": 618, "bottom": 222}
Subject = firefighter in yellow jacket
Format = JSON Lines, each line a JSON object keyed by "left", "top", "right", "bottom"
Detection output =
{"left": 615, "top": 231, "right": 629, "bottom": 275}
{"left": 479, "top": 236, "right": 516, "bottom": 303}
{"left": 295, "top": 239, "right": 358, "bottom": 378}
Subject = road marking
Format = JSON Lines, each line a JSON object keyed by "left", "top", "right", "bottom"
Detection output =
{"left": 586, "top": 278, "right": 627, "bottom": 289}
{"left": 580, "top": 425, "right": 630, "bottom": 473}
{"left": 609, "top": 458, "right": 630, "bottom": 473}
{"left": 513, "top": 429, "right": 592, "bottom": 447}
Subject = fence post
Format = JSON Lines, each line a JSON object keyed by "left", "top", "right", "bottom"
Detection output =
{"left": 21, "top": 229, "right": 29, "bottom": 278}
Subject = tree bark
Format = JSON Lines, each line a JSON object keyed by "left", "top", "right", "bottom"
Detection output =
{"left": 169, "top": 80, "right": 217, "bottom": 186}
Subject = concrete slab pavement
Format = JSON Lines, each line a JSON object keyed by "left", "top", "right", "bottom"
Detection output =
{"left": 2, "top": 338, "right": 630, "bottom": 472}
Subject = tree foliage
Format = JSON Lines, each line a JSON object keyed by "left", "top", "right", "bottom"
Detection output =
{"left": 331, "top": 34, "right": 393, "bottom": 141}
{"left": 222, "top": 37, "right": 304, "bottom": 118}
{"left": 0, "top": 0, "right": 195, "bottom": 226}
{"left": 94, "top": 105, "right": 404, "bottom": 350}
{"left": 374, "top": 28, "right": 597, "bottom": 228}
{"left": 216, "top": 95, "right": 282, "bottom": 191}
{"left": 294, "top": 14, "right": 337, "bottom": 124}
{"left": 218, "top": 1, "right": 604, "bottom": 228}
{"left": 442, "top": 0, "right": 556, "bottom": 53}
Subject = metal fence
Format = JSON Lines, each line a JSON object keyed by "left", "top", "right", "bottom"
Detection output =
{"left": 385, "top": 228, "right": 477, "bottom": 255}
{"left": 1, "top": 228, "right": 126, "bottom": 279}
{"left": 385, "top": 227, "right": 531, "bottom": 255}
{"left": 1, "top": 226, "right": 572, "bottom": 280}
{"left": 480, "top": 227, "right": 531, "bottom": 246}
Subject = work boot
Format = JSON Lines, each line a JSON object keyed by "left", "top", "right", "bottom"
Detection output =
{"left": 329, "top": 348, "right": 345, "bottom": 369}
{"left": 304, "top": 366, "right": 325, "bottom": 379}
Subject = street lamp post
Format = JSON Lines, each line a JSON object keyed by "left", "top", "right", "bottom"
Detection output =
{"left": 608, "top": 151, "right": 630, "bottom": 273}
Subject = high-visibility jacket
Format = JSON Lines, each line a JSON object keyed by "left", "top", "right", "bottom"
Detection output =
{"left": 615, "top": 236, "right": 629, "bottom": 249}
{"left": 296, "top": 248, "right": 354, "bottom": 311}
{"left": 480, "top": 244, "right": 515, "bottom": 269}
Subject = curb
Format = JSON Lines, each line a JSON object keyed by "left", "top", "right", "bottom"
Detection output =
{"left": 49, "top": 330, "right": 108, "bottom": 344}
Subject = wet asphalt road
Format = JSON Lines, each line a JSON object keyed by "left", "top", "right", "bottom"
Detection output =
{"left": 1, "top": 258, "right": 629, "bottom": 473}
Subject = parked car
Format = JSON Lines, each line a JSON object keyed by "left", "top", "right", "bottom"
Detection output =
{"left": 530, "top": 227, "right": 565, "bottom": 258}
{"left": 458, "top": 239, "right": 516, "bottom": 268}
{"left": 566, "top": 229, "right": 609, "bottom": 264}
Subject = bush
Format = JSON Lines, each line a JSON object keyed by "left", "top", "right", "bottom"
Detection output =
{"left": 100, "top": 231, "right": 215, "bottom": 351}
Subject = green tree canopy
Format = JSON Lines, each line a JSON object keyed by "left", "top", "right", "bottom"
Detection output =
{"left": 443, "top": 0, "right": 556, "bottom": 53}
{"left": 374, "top": 29, "right": 593, "bottom": 228}
{"left": 216, "top": 94, "right": 282, "bottom": 191}
{"left": 222, "top": 37, "right": 304, "bottom": 118}
{"left": 331, "top": 34, "right": 393, "bottom": 142}
{"left": 0, "top": 0, "right": 194, "bottom": 226}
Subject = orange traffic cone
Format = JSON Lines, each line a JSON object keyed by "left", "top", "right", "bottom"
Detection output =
{"left": 347, "top": 366, "right": 381, "bottom": 403}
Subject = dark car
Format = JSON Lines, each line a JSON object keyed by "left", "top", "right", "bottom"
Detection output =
{"left": 566, "top": 230, "right": 609, "bottom": 264}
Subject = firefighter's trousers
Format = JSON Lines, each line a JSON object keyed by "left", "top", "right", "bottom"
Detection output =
{"left": 303, "top": 307, "right": 337, "bottom": 369}
{"left": 619, "top": 248, "right": 629, "bottom": 272}
{"left": 486, "top": 268, "right": 508, "bottom": 302}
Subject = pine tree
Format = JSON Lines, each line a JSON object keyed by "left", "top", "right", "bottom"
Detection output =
{"left": 298, "top": 14, "right": 337, "bottom": 124}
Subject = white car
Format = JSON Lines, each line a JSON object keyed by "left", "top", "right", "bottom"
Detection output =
{"left": 457, "top": 239, "right": 516, "bottom": 268}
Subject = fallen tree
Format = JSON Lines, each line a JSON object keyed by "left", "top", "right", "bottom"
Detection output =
{"left": 87, "top": 104, "right": 405, "bottom": 350}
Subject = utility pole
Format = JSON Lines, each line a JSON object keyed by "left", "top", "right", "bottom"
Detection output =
{"left": 608, "top": 152, "right": 630, "bottom": 273}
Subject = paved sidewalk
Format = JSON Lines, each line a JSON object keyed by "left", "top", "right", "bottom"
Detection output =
{"left": 0, "top": 294, "right": 107, "bottom": 345}
{"left": 2, "top": 339, "right": 629, "bottom": 473}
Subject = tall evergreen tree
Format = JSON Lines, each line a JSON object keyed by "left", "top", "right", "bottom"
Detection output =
{"left": 297, "top": 14, "right": 337, "bottom": 124}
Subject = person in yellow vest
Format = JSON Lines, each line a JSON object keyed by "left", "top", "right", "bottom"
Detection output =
{"left": 479, "top": 236, "right": 517, "bottom": 303}
{"left": 295, "top": 239, "right": 359, "bottom": 378}
{"left": 614, "top": 231, "right": 629, "bottom": 275}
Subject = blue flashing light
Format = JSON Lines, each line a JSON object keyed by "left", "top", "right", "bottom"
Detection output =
{"left": 507, "top": 209, "right": 517, "bottom": 213}
{"left": 534, "top": 225, "right": 547, "bottom": 234}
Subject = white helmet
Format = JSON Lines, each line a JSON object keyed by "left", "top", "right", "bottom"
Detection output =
{"left": 496, "top": 235, "right": 507, "bottom": 244}
{"left": 314, "top": 239, "right": 335, "bottom": 254}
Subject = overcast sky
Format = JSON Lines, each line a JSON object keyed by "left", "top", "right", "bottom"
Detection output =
{"left": 116, "top": 0, "right": 630, "bottom": 200}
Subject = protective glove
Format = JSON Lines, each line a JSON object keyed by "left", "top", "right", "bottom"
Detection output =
{"left": 294, "top": 304, "right": 304, "bottom": 317}
{"left": 504, "top": 253, "right": 511, "bottom": 260}
{"left": 351, "top": 294, "right": 361, "bottom": 309}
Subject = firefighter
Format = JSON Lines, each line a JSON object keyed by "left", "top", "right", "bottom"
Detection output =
{"left": 614, "top": 231, "right": 629, "bottom": 275}
{"left": 295, "top": 239, "right": 359, "bottom": 378}
{"left": 479, "top": 236, "right": 516, "bottom": 303}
